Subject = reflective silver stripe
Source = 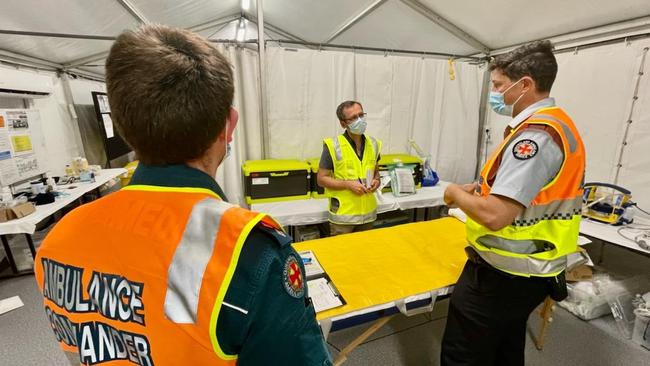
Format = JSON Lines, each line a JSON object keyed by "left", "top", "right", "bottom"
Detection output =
{"left": 512, "top": 196, "right": 582, "bottom": 227}
{"left": 529, "top": 114, "right": 577, "bottom": 153}
{"left": 473, "top": 246, "right": 568, "bottom": 276}
{"left": 329, "top": 210, "right": 377, "bottom": 225}
{"left": 477, "top": 236, "right": 539, "bottom": 254}
{"left": 222, "top": 301, "right": 248, "bottom": 315}
{"left": 369, "top": 136, "right": 379, "bottom": 160}
{"left": 332, "top": 136, "right": 343, "bottom": 161}
{"left": 164, "top": 198, "right": 232, "bottom": 324}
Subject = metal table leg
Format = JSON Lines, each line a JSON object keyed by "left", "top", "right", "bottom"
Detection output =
{"left": 1, "top": 235, "right": 18, "bottom": 274}
{"left": 25, "top": 234, "right": 36, "bottom": 259}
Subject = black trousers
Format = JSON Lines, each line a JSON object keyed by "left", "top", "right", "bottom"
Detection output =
{"left": 440, "top": 260, "right": 549, "bottom": 366}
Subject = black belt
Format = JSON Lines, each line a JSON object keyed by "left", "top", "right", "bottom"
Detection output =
{"left": 464, "top": 246, "right": 518, "bottom": 279}
{"left": 464, "top": 246, "right": 484, "bottom": 265}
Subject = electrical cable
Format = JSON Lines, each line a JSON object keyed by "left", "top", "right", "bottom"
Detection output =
{"left": 617, "top": 224, "right": 650, "bottom": 250}
{"left": 632, "top": 203, "right": 650, "bottom": 217}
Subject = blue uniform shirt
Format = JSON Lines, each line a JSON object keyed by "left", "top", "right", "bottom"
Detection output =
{"left": 130, "top": 164, "right": 332, "bottom": 365}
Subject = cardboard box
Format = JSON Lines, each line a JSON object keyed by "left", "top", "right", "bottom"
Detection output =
{"left": 566, "top": 264, "right": 593, "bottom": 282}
{"left": 0, "top": 202, "right": 35, "bottom": 222}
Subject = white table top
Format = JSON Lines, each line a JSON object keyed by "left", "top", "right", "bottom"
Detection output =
{"left": 0, "top": 168, "right": 127, "bottom": 235}
{"left": 579, "top": 219, "right": 650, "bottom": 255}
{"left": 251, "top": 181, "right": 450, "bottom": 226}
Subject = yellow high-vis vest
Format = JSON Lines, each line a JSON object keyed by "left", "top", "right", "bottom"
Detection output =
{"left": 323, "top": 134, "right": 381, "bottom": 225}
{"left": 466, "top": 107, "right": 586, "bottom": 277}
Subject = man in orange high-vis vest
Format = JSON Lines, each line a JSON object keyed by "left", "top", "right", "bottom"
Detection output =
{"left": 440, "top": 41, "right": 585, "bottom": 366}
{"left": 34, "top": 25, "right": 331, "bottom": 366}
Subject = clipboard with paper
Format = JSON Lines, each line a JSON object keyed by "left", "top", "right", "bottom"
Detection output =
{"left": 299, "top": 250, "right": 346, "bottom": 313}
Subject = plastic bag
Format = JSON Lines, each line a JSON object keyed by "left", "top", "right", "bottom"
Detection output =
{"left": 389, "top": 165, "right": 416, "bottom": 197}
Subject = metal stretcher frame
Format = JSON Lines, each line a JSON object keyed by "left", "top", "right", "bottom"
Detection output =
{"left": 322, "top": 288, "right": 453, "bottom": 365}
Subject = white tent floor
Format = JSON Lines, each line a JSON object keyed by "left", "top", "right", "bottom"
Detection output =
{"left": 1, "top": 233, "right": 649, "bottom": 365}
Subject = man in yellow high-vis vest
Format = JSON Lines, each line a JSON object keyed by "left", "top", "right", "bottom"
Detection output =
{"left": 440, "top": 40, "right": 585, "bottom": 366}
{"left": 317, "top": 101, "right": 382, "bottom": 236}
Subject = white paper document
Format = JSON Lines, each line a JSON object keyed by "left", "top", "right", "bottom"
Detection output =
{"left": 366, "top": 169, "right": 375, "bottom": 189}
{"left": 0, "top": 296, "right": 24, "bottom": 315}
{"left": 102, "top": 114, "right": 115, "bottom": 138}
{"left": 307, "top": 278, "right": 343, "bottom": 313}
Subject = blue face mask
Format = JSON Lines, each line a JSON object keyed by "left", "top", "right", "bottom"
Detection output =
{"left": 223, "top": 121, "right": 233, "bottom": 161}
{"left": 347, "top": 117, "right": 367, "bottom": 135}
{"left": 489, "top": 79, "right": 524, "bottom": 116}
{"left": 489, "top": 92, "right": 513, "bottom": 116}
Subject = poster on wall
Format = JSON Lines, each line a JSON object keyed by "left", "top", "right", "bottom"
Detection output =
{"left": 96, "top": 94, "right": 111, "bottom": 113}
{"left": 6, "top": 110, "right": 29, "bottom": 131}
{"left": 91, "top": 91, "right": 131, "bottom": 166}
{"left": 101, "top": 114, "right": 115, "bottom": 138}
{"left": 0, "top": 109, "right": 46, "bottom": 186}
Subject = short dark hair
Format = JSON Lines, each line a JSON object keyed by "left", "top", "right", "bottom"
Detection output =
{"left": 106, "top": 24, "right": 234, "bottom": 165}
{"left": 336, "top": 101, "right": 363, "bottom": 121}
{"left": 489, "top": 40, "right": 557, "bottom": 92}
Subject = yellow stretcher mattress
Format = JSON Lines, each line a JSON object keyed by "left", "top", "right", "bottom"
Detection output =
{"left": 293, "top": 217, "right": 468, "bottom": 320}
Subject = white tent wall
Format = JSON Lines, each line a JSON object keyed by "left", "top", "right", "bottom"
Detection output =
{"left": 618, "top": 39, "right": 650, "bottom": 217}
{"left": 68, "top": 77, "right": 106, "bottom": 105}
{"left": 482, "top": 38, "right": 650, "bottom": 216}
{"left": 0, "top": 64, "right": 84, "bottom": 177}
{"left": 266, "top": 46, "right": 483, "bottom": 183}
{"left": 214, "top": 44, "right": 262, "bottom": 205}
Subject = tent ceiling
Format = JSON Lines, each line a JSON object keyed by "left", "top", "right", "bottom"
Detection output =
{"left": 0, "top": 35, "right": 114, "bottom": 65}
{"left": 332, "top": 0, "right": 478, "bottom": 55}
{"left": 419, "top": 0, "right": 650, "bottom": 49}
{"left": 209, "top": 19, "right": 286, "bottom": 42}
{"left": 129, "top": 0, "right": 239, "bottom": 28}
{"left": 1, "top": 0, "right": 649, "bottom": 77}
{"left": 261, "top": 0, "right": 380, "bottom": 43}
{"left": 0, "top": 0, "right": 138, "bottom": 36}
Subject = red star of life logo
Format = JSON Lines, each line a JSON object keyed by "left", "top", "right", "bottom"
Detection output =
{"left": 517, "top": 143, "right": 533, "bottom": 155}
{"left": 289, "top": 261, "right": 302, "bottom": 290}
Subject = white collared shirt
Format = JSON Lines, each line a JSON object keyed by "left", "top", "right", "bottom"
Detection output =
{"left": 508, "top": 97, "right": 556, "bottom": 129}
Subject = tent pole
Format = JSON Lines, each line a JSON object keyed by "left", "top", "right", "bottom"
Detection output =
{"left": 554, "top": 32, "right": 650, "bottom": 54}
{"left": 265, "top": 39, "right": 484, "bottom": 61}
{"left": 474, "top": 64, "right": 491, "bottom": 180}
{"left": 399, "top": 0, "right": 489, "bottom": 54}
{"left": 116, "top": 0, "right": 149, "bottom": 24}
{"left": 242, "top": 13, "right": 311, "bottom": 45}
{"left": 614, "top": 46, "right": 649, "bottom": 184}
{"left": 0, "top": 29, "right": 115, "bottom": 41}
{"left": 0, "top": 49, "right": 63, "bottom": 69}
{"left": 59, "top": 72, "right": 87, "bottom": 160}
{"left": 256, "top": 0, "right": 270, "bottom": 159}
{"left": 189, "top": 13, "right": 241, "bottom": 33}
{"left": 323, "top": 0, "right": 388, "bottom": 44}
{"left": 488, "top": 16, "right": 650, "bottom": 56}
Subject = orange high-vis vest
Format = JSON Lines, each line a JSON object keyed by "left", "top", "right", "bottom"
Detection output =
{"left": 34, "top": 185, "right": 282, "bottom": 365}
{"left": 466, "top": 106, "right": 586, "bottom": 277}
